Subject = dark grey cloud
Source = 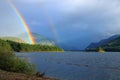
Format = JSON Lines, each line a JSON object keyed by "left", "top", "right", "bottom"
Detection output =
{"left": 6, "top": 0, "right": 120, "bottom": 49}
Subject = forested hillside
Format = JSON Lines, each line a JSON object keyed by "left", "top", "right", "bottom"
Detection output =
{"left": 86, "top": 36, "right": 120, "bottom": 52}
{"left": 0, "top": 39, "right": 63, "bottom": 52}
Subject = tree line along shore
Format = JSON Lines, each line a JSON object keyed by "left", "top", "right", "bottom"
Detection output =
{"left": 0, "top": 39, "right": 61, "bottom": 80}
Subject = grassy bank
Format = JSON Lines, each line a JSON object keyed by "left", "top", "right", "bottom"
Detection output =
{"left": 0, "top": 39, "right": 58, "bottom": 80}
{"left": 0, "top": 39, "right": 35, "bottom": 75}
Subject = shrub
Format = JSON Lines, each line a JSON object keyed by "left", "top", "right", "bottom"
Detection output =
{"left": 0, "top": 51, "right": 36, "bottom": 75}
{"left": 0, "top": 40, "right": 36, "bottom": 75}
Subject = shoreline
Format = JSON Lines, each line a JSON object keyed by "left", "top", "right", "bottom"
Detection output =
{"left": 16, "top": 51, "right": 64, "bottom": 53}
{"left": 0, "top": 69, "right": 58, "bottom": 80}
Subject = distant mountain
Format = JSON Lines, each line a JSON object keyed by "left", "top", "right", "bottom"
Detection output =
{"left": 58, "top": 41, "right": 83, "bottom": 51}
{"left": 18, "top": 32, "right": 55, "bottom": 46}
{"left": 87, "top": 35, "right": 120, "bottom": 49}
{"left": 86, "top": 35, "right": 120, "bottom": 51}
{"left": 0, "top": 37, "right": 25, "bottom": 43}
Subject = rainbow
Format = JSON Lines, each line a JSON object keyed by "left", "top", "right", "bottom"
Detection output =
{"left": 8, "top": 0, "right": 35, "bottom": 44}
{"left": 43, "top": 5, "right": 59, "bottom": 43}
{"left": 47, "top": 14, "right": 59, "bottom": 43}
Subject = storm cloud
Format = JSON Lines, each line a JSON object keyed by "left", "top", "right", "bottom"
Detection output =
{"left": 1, "top": 0, "right": 120, "bottom": 49}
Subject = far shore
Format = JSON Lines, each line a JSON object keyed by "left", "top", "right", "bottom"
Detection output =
{"left": 16, "top": 51, "right": 64, "bottom": 53}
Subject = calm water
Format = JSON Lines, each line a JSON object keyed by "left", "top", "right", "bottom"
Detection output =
{"left": 16, "top": 52, "right": 120, "bottom": 80}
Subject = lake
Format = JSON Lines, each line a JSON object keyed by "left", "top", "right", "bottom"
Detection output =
{"left": 16, "top": 52, "right": 120, "bottom": 80}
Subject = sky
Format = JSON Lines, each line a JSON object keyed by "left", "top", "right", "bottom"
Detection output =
{"left": 0, "top": 0, "right": 120, "bottom": 50}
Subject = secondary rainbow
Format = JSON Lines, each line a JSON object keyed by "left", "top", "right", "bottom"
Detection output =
{"left": 8, "top": 0, "right": 35, "bottom": 44}
{"left": 42, "top": 4, "right": 59, "bottom": 43}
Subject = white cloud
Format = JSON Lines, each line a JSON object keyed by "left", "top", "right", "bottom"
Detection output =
{"left": 56, "top": 0, "right": 120, "bottom": 14}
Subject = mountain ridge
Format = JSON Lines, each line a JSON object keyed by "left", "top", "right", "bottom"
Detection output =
{"left": 18, "top": 32, "right": 55, "bottom": 46}
{"left": 86, "top": 34, "right": 120, "bottom": 52}
{"left": 87, "top": 35, "right": 120, "bottom": 49}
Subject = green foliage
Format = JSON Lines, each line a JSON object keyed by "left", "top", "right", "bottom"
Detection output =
{"left": 0, "top": 52, "right": 36, "bottom": 75}
{"left": 0, "top": 39, "right": 36, "bottom": 75}
{"left": 6, "top": 40, "right": 63, "bottom": 52}
{"left": 0, "top": 39, "right": 12, "bottom": 52}
{"left": 0, "top": 37, "right": 25, "bottom": 43}
{"left": 0, "top": 39, "right": 63, "bottom": 75}
{"left": 86, "top": 37, "right": 120, "bottom": 52}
